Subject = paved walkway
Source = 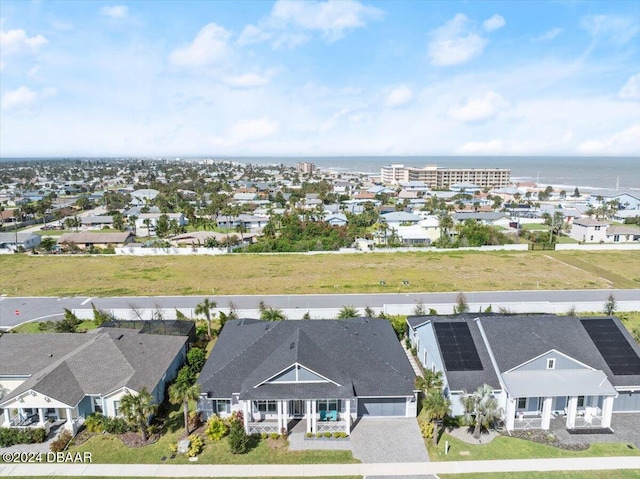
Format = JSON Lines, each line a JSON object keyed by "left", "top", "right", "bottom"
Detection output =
{"left": 2, "top": 456, "right": 639, "bottom": 477}
{"left": 402, "top": 341, "right": 424, "bottom": 377}
{"left": 288, "top": 420, "right": 352, "bottom": 452}
{"left": 446, "top": 426, "right": 500, "bottom": 445}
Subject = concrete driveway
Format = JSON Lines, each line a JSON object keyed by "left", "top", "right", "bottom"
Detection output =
{"left": 350, "top": 417, "right": 429, "bottom": 463}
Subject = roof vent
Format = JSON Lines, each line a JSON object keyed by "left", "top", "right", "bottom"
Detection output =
{"left": 117, "top": 334, "right": 124, "bottom": 340}
{"left": 49, "top": 353, "right": 53, "bottom": 358}
{"left": 290, "top": 342, "right": 295, "bottom": 349}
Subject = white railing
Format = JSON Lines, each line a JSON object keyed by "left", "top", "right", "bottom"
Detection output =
{"left": 317, "top": 421, "right": 346, "bottom": 433}
{"left": 248, "top": 422, "right": 279, "bottom": 434}
{"left": 513, "top": 415, "right": 543, "bottom": 430}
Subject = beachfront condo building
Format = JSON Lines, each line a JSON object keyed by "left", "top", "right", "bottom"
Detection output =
{"left": 380, "top": 164, "right": 511, "bottom": 189}
{"left": 296, "top": 162, "right": 316, "bottom": 175}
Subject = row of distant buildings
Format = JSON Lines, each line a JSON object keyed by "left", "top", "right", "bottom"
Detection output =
{"left": 380, "top": 164, "right": 511, "bottom": 189}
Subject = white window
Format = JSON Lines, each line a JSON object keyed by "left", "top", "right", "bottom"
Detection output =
{"left": 113, "top": 400, "right": 121, "bottom": 417}
{"left": 317, "top": 399, "right": 339, "bottom": 412}
{"left": 517, "top": 397, "right": 527, "bottom": 409}
{"left": 215, "top": 400, "right": 231, "bottom": 415}
{"left": 255, "top": 400, "right": 277, "bottom": 413}
{"left": 92, "top": 397, "right": 103, "bottom": 414}
{"left": 577, "top": 396, "right": 585, "bottom": 408}
{"left": 547, "top": 358, "right": 556, "bottom": 369}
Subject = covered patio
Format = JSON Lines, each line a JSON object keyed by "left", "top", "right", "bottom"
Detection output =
{"left": 503, "top": 369, "right": 617, "bottom": 432}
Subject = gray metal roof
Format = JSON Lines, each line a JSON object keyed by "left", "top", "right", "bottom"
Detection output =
{"left": 502, "top": 369, "right": 617, "bottom": 398}
{"left": 0, "top": 331, "right": 187, "bottom": 407}
{"left": 198, "top": 318, "right": 415, "bottom": 401}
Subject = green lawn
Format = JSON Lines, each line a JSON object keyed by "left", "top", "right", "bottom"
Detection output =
{"left": 440, "top": 472, "right": 639, "bottom": 479}
{"left": 11, "top": 320, "right": 97, "bottom": 333}
{"left": 428, "top": 432, "right": 640, "bottom": 462}
{"left": 5, "top": 477, "right": 361, "bottom": 479}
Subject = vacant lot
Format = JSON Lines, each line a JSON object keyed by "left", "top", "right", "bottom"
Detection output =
{"left": 1, "top": 250, "right": 638, "bottom": 297}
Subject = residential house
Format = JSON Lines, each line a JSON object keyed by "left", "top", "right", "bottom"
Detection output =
{"left": 569, "top": 218, "right": 610, "bottom": 243}
{"left": 452, "top": 212, "right": 511, "bottom": 227}
{"left": 81, "top": 216, "right": 114, "bottom": 230}
{"left": 135, "top": 213, "right": 187, "bottom": 233}
{"left": 197, "top": 318, "right": 417, "bottom": 435}
{"left": 324, "top": 213, "right": 348, "bottom": 227}
{"left": 0, "top": 331, "right": 187, "bottom": 433}
{"left": 380, "top": 211, "right": 422, "bottom": 229}
{"left": 605, "top": 225, "right": 640, "bottom": 243}
{"left": 0, "top": 232, "right": 41, "bottom": 253}
{"left": 130, "top": 188, "right": 159, "bottom": 206}
{"left": 407, "top": 314, "right": 640, "bottom": 433}
{"left": 57, "top": 232, "right": 135, "bottom": 249}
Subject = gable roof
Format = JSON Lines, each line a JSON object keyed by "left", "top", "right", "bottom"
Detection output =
{"left": 198, "top": 318, "right": 415, "bottom": 400}
{"left": 0, "top": 331, "right": 187, "bottom": 406}
{"left": 58, "top": 232, "right": 134, "bottom": 245}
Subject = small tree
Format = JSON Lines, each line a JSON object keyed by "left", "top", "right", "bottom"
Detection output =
{"left": 91, "top": 302, "right": 116, "bottom": 326}
{"left": 604, "top": 294, "right": 617, "bottom": 316}
{"left": 460, "top": 384, "right": 501, "bottom": 439}
{"left": 364, "top": 306, "right": 375, "bottom": 318}
{"left": 119, "top": 387, "right": 156, "bottom": 441}
{"left": 227, "top": 413, "right": 250, "bottom": 454}
{"left": 195, "top": 298, "right": 217, "bottom": 340}
{"left": 302, "top": 311, "right": 311, "bottom": 320}
{"left": 260, "top": 307, "right": 287, "bottom": 321}
{"left": 336, "top": 305, "right": 359, "bottom": 319}
{"left": 169, "top": 375, "right": 201, "bottom": 436}
{"left": 56, "top": 309, "right": 81, "bottom": 332}
{"left": 422, "top": 389, "right": 451, "bottom": 445}
{"left": 454, "top": 293, "right": 468, "bottom": 314}
{"left": 187, "top": 347, "right": 207, "bottom": 376}
{"left": 413, "top": 300, "right": 427, "bottom": 316}
{"left": 39, "top": 237, "right": 56, "bottom": 253}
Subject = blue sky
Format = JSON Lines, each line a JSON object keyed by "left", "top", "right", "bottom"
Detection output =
{"left": 1, "top": 0, "right": 638, "bottom": 157}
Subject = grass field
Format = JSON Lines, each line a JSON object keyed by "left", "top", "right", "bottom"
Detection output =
{"left": 428, "top": 432, "right": 640, "bottom": 462}
{"left": 1, "top": 250, "right": 638, "bottom": 297}
{"left": 440, "top": 472, "right": 640, "bottom": 479}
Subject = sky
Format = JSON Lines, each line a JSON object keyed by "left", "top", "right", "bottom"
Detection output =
{"left": 0, "top": 0, "right": 639, "bottom": 157}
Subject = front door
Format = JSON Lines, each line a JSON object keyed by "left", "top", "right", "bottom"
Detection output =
{"left": 290, "top": 400, "right": 305, "bottom": 417}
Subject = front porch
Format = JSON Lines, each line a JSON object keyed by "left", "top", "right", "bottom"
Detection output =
{"left": 2, "top": 406, "right": 82, "bottom": 434}
{"left": 243, "top": 398, "right": 353, "bottom": 436}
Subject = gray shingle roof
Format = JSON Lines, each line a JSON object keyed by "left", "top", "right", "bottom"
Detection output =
{"left": 199, "top": 318, "right": 415, "bottom": 400}
{"left": 0, "top": 331, "right": 186, "bottom": 406}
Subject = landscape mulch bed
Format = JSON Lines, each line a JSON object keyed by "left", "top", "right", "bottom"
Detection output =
{"left": 567, "top": 428, "right": 614, "bottom": 435}
{"left": 505, "top": 430, "right": 589, "bottom": 451}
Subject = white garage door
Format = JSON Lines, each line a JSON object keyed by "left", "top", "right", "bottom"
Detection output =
{"left": 357, "top": 398, "right": 406, "bottom": 416}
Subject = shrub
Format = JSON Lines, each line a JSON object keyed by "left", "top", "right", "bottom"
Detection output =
{"left": 205, "top": 415, "right": 229, "bottom": 441}
{"left": 270, "top": 432, "right": 279, "bottom": 440}
{"left": 84, "top": 413, "right": 106, "bottom": 433}
{"left": 103, "top": 417, "right": 129, "bottom": 434}
{"left": 188, "top": 434, "right": 204, "bottom": 457}
{"left": 50, "top": 430, "right": 73, "bottom": 453}
{"left": 187, "top": 347, "right": 207, "bottom": 376}
{"left": 168, "top": 443, "right": 178, "bottom": 453}
{"left": 305, "top": 432, "right": 313, "bottom": 438}
{"left": 227, "top": 418, "right": 250, "bottom": 454}
{"left": 260, "top": 432, "right": 268, "bottom": 440}
{"left": 333, "top": 431, "right": 341, "bottom": 438}
{"left": 418, "top": 417, "right": 434, "bottom": 439}
{"left": 188, "top": 411, "right": 202, "bottom": 431}
{"left": 316, "top": 432, "right": 322, "bottom": 438}
{"left": 324, "top": 431, "right": 332, "bottom": 438}
{"left": 0, "top": 427, "right": 47, "bottom": 447}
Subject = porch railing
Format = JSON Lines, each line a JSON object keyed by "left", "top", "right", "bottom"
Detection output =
{"left": 513, "top": 415, "right": 543, "bottom": 430}
{"left": 247, "top": 422, "right": 279, "bottom": 434}
{"left": 317, "top": 421, "right": 346, "bottom": 433}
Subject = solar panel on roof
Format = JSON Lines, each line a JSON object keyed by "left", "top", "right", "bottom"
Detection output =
{"left": 581, "top": 319, "right": 640, "bottom": 376}
{"left": 433, "top": 321, "right": 483, "bottom": 371}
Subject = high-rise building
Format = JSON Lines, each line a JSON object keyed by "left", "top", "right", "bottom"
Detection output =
{"left": 296, "top": 162, "right": 316, "bottom": 175}
{"left": 381, "top": 164, "right": 510, "bottom": 189}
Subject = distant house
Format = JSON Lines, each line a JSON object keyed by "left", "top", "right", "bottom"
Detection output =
{"left": 604, "top": 225, "right": 640, "bottom": 243}
{"left": 130, "top": 188, "right": 159, "bottom": 206}
{"left": 569, "top": 218, "right": 610, "bottom": 243}
{"left": 0, "top": 232, "right": 41, "bottom": 253}
{"left": 135, "top": 213, "right": 186, "bottom": 233}
{"left": 408, "top": 314, "right": 640, "bottom": 433}
{"left": 324, "top": 213, "right": 348, "bottom": 227}
{"left": 197, "top": 318, "right": 417, "bottom": 436}
{"left": 58, "top": 232, "right": 135, "bottom": 249}
{"left": 0, "top": 330, "right": 187, "bottom": 433}
{"left": 380, "top": 211, "right": 421, "bottom": 228}
{"left": 81, "top": 215, "right": 114, "bottom": 230}
{"left": 452, "top": 212, "right": 510, "bottom": 226}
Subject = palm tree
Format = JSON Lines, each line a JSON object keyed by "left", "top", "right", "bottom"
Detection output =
{"left": 260, "top": 307, "right": 287, "bottom": 321}
{"left": 119, "top": 387, "right": 157, "bottom": 441}
{"left": 169, "top": 381, "right": 201, "bottom": 436}
{"left": 423, "top": 389, "right": 451, "bottom": 445}
{"left": 142, "top": 218, "right": 152, "bottom": 238}
{"left": 438, "top": 213, "right": 454, "bottom": 241}
{"left": 195, "top": 298, "right": 217, "bottom": 340}
{"left": 336, "top": 305, "right": 359, "bottom": 319}
{"left": 460, "top": 384, "right": 501, "bottom": 439}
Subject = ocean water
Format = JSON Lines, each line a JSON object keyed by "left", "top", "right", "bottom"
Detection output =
{"left": 235, "top": 156, "right": 640, "bottom": 191}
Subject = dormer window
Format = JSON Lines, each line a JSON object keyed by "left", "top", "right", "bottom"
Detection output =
{"left": 547, "top": 358, "right": 556, "bottom": 369}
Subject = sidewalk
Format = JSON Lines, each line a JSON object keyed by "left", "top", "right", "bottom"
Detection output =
{"left": 2, "top": 456, "right": 639, "bottom": 477}
{"left": 402, "top": 340, "right": 423, "bottom": 378}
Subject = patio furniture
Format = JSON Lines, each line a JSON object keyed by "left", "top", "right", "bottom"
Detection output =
{"left": 319, "top": 410, "right": 327, "bottom": 421}
{"left": 327, "top": 410, "right": 338, "bottom": 421}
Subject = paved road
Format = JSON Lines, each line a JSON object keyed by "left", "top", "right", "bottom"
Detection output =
{"left": 1, "top": 289, "right": 639, "bottom": 327}
{"left": 2, "top": 456, "right": 640, "bottom": 477}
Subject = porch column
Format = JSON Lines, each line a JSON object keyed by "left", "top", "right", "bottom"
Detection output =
{"left": 17, "top": 407, "right": 24, "bottom": 421}
{"left": 566, "top": 396, "right": 578, "bottom": 429}
{"left": 345, "top": 399, "right": 351, "bottom": 434}
{"left": 276, "top": 400, "right": 283, "bottom": 433}
{"left": 306, "top": 400, "right": 311, "bottom": 433}
{"left": 541, "top": 397, "right": 553, "bottom": 430}
{"left": 3, "top": 408, "right": 11, "bottom": 427}
{"left": 38, "top": 408, "right": 46, "bottom": 426}
{"left": 505, "top": 397, "right": 516, "bottom": 432}
{"left": 64, "top": 407, "right": 74, "bottom": 432}
{"left": 311, "top": 400, "right": 317, "bottom": 434}
{"left": 242, "top": 401, "right": 249, "bottom": 434}
{"left": 282, "top": 400, "right": 289, "bottom": 434}
{"left": 601, "top": 396, "right": 614, "bottom": 428}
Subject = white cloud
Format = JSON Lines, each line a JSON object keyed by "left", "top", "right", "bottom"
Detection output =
{"left": 482, "top": 14, "right": 505, "bottom": 33}
{"left": 427, "top": 14, "right": 488, "bottom": 66}
{"left": 448, "top": 91, "right": 509, "bottom": 122}
{"left": 618, "top": 73, "right": 640, "bottom": 101}
{"left": 99, "top": 5, "right": 129, "bottom": 19}
{"left": 238, "top": 0, "right": 383, "bottom": 47}
{"left": 578, "top": 124, "right": 640, "bottom": 155}
{"left": 581, "top": 15, "right": 639, "bottom": 45}
{"left": 384, "top": 84, "right": 413, "bottom": 108}
{"left": 0, "top": 28, "right": 48, "bottom": 55}
{"left": 1, "top": 86, "right": 37, "bottom": 111}
{"left": 211, "top": 117, "right": 280, "bottom": 146}
{"left": 222, "top": 72, "right": 271, "bottom": 88}
{"left": 169, "top": 23, "right": 231, "bottom": 68}
{"left": 531, "top": 28, "right": 562, "bottom": 42}
{"left": 457, "top": 139, "right": 504, "bottom": 155}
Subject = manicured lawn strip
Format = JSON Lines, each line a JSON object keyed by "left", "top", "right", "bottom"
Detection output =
{"left": 5, "top": 477, "right": 362, "bottom": 479}
{"left": 440, "top": 472, "right": 639, "bottom": 479}
{"left": 2, "top": 250, "right": 638, "bottom": 297}
{"left": 428, "top": 433, "right": 640, "bottom": 462}
{"left": 11, "top": 320, "right": 96, "bottom": 333}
